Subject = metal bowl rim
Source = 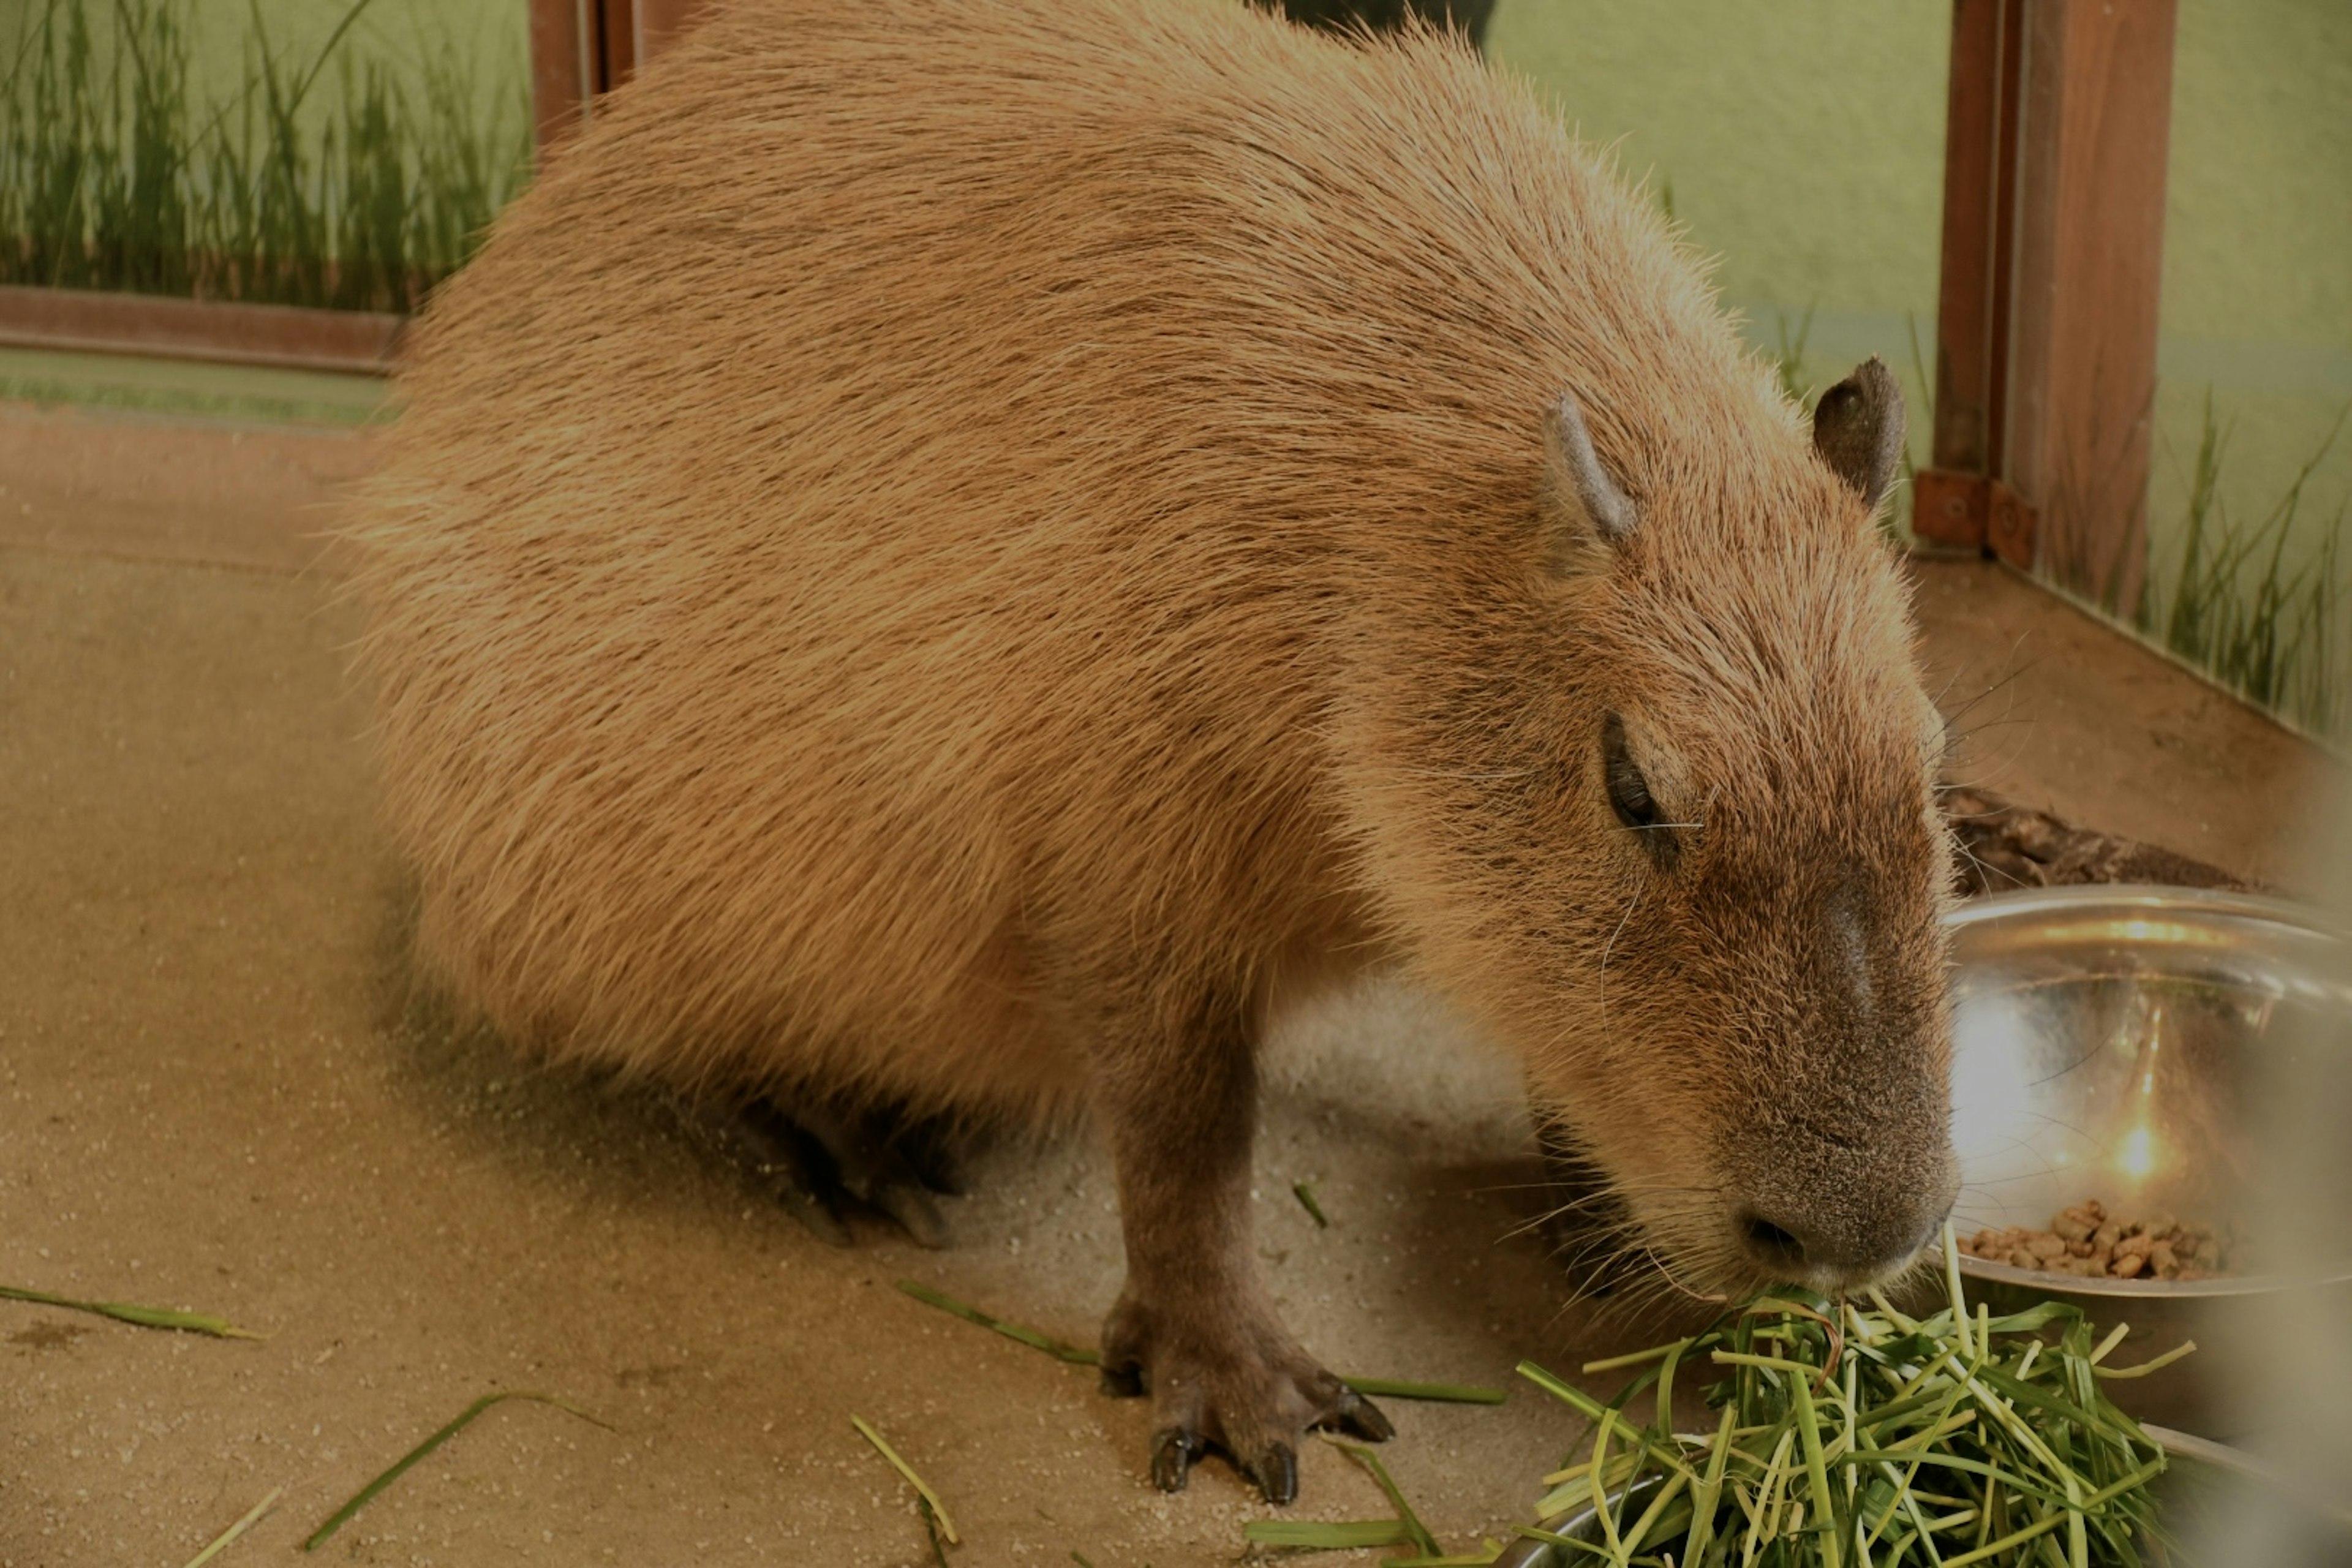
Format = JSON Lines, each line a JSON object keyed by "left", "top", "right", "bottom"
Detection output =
{"left": 1941, "top": 882, "right": 2351, "bottom": 941}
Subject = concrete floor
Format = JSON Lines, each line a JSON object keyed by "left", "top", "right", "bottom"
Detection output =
{"left": 0, "top": 398, "right": 2335, "bottom": 1567}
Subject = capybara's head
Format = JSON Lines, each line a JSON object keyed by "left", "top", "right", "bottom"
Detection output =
{"left": 1362, "top": 358, "right": 1956, "bottom": 1300}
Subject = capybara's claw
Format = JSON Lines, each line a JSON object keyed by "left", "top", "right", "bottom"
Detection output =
{"left": 1150, "top": 1427, "right": 1197, "bottom": 1492}
{"left": 867, "top": 1177, "right": 951, "bottom": 1250}
{"left": 1246, "top": 1441, "right": 1299, "bottom": 1506}
{"left": 687, "top": 1095, "right": 962, "bottom": 1249}
{"left": 1103, "top": 1292, "right": 1368, "bottom": 1504}
{"left": 1321, "top": 1386, "right": 1394, "bottom": 1444}
{"left": 779, "top": 1181, "right": 854, "bottom": 1249}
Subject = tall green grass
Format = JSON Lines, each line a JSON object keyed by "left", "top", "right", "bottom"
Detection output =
{"left": 2138, "top": 391, "right": 2351, "bottom": 741}
{"left": 0, "top": 0, "right": 530, "bottom": 312}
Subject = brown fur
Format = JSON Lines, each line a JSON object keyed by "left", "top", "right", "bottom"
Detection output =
{"left": 348, "top": 0, "right": 1956, "bottom": 1491}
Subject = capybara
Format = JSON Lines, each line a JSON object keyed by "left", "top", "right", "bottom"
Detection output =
{"left": 349, "top": 0, "right": 1958, "bottom": 1502}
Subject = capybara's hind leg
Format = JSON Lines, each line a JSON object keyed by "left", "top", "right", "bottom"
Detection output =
{"left": 692, "top": 1096, "right": 956, "bottom": 1250}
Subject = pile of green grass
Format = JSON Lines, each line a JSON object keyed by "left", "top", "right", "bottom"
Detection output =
{"left": 0, "top": 0, "right": 531, "bottom": 313}
{"left": 1511, "top": 1229, "right": 2182, "bottom": 1567}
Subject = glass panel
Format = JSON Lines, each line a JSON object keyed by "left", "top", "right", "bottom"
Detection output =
{"left": 0, "top": 0, "right": 534, "bottom": 309}
{"left": 2139, "top": 0, "right": 2352, "bottom": 739}
{"left": 1485, "top": 1, "right": 1953, "bottom": 535}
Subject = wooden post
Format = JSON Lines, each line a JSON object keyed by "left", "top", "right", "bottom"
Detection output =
{"left": 527, "top": 0, "right": 592, "bottom": 153}
{"left": 528, "top": 0, "right": 709, "bottom": 157}
{"left": 2005, "top": 0, "right": 2177, "bottom": 613}
{"left": 1915, "top": 0, "right": 2177, "bottom": 617}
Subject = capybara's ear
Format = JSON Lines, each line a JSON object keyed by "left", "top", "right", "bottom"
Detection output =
{"left": 1539, "top": 386, "right": 1637, "bottom": 568}
{"left": 1812, "top": 356, "right": 1907, "bottom": 511}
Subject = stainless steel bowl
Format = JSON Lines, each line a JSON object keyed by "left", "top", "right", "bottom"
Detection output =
{"left": 1493, "top": 1476, "right": 1670, "bottom": 1567}
{"left": 1941, "top": 885, "right": 2352, "bottom": 1432}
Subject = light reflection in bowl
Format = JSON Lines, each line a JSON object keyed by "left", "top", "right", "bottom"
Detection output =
{"left": 1946, "top": 886, "right": 2350, "bottom": 1283}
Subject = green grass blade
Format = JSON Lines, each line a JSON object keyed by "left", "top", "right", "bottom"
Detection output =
{"left": 1244, "top": 1518, "right": 1417, "bottom": 1548}
{"left": 1293, "top": 1180, "right": 1330, "bottom": 1228}
{"left": 1326, "top": 1437, "right": 1440, "bottom": 1557}
{"left": 0, "top": 1281, "right": 263, "bottom": 1339}
{"left": 284, "top": 0, "right": 382, "bottom": 121}
{"left": 181, "top": 1485, "right": 281, "bottom": 1568}
{"left": 895, "top": 1278, "right": 1099, "bottom": 1364}
{"left": 1343, "top": 1376, "right": 1506, "bottom": 1405}
{"left": 851, "top": 1414, "right": 960, "bottom": 1545}
{"left": 2090, "top": 1341, "right": 2196, "bottom": 1380}
{"left": 895, "top": 1278, "right": 1501, "bottom": 1401}
{"left": 1790, "top": 1369, "right": 1843, "bottom": 1568}
{"left": 918, "top": 1496, "right": 950, "bottom": 1568}
{"left": 302, "top": 1391, "right": 609, "bottom": 1550}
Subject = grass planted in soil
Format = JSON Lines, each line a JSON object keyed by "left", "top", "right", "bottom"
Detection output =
{"left": 1, "top": 0, "right": 530, "bottom": 312}
{"left": 2138, "top": 391, "right": 2352, "bottom": 741}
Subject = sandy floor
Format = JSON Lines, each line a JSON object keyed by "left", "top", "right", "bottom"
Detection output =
{"left": 0, "top": 398, "right": 2332, "bottom": 1567}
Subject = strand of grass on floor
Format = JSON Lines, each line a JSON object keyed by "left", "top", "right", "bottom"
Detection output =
{"left": 301, "top": 1391, "right": 610, "bottom": 1551}
{"left": 917, "top": 1497, "right": 951, "bottom": 1568}
{"left": 181, "top": 1486, "right": 282, "bottom": 1568}
{"left": 1327, "top": 1437, "right": 1441, "bottom": 1557}
{"left": 1242, "top": 1438, "right": 1504, "bottom": 1564}
{"left": 896, "top": 1278, "right": 1100, "bottom": 1363}
{"left": 1294, "top": 1180, "right": 1331, "bottom": 1227}
{"left": 852, "top": 1414, "right": 962, "bottom": 1551}
{"left": 0, "top": 1282, "right": 263, "bottom": 1339}
{"left": 894, "top": 1280, "right": 1506, "bottom": 1404}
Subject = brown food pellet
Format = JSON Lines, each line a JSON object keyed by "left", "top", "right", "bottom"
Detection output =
{"left": 1958, "top": 1200, "right": 2233, "bottom": 1280}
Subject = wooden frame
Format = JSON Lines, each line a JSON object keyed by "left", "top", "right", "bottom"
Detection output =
{"left": 530, "top": 0, "right": 706, "bottom": 151}
{"left": 7, "top": 0, "right": 2176, "bottom": 417}
{"left": 1917, "top": 0, "right": 2178, "bottom": 616}
{"left": 0, "top": 285, "right": 403, "bottom": 375}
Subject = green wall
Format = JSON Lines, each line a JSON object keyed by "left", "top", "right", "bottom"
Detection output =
{"left": 1486, "top": 0, "right": 2352, "bottom": 584}
{"left": 2149, "top": 0, "right": 2352, "bottom": 593}
{"left": 11, "top": 0, "right": 2347, "bottom": 686}
{"left": 1, "top": 0, "right": 529, "bottom": 159}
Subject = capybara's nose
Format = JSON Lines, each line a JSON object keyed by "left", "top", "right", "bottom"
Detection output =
{"left": 1736, "top": 1210, "right": 1812, "bottom": 1272}
{"left": 1735, "top": 1204, "right": 1947, "bottom": 1284}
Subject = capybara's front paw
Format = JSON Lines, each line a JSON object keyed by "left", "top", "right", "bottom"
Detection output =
{"left": 1098, "top": 1290, "right": 1392, "bottom": 1503}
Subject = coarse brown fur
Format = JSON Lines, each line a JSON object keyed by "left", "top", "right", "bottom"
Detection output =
{"left": 347, "top": 0, "right": 1958, "bottom": 1497}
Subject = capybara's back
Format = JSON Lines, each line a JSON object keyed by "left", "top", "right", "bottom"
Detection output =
{"left": 356, "top": 0, "right": 1734, "bottom": 1112}
{"left": 353, "top": 0, "right": 1958, "bottom": 1497}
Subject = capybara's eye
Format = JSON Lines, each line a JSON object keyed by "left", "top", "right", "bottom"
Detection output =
{"left": 1601, "top": 712, "right": 1662, "bottom": 835}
